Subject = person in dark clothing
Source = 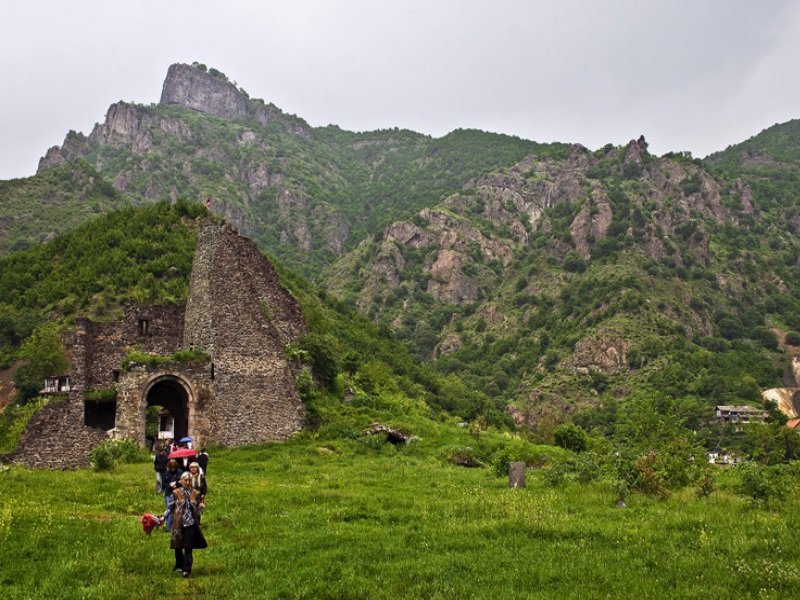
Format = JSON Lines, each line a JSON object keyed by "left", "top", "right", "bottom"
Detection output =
{"left": 170, "top": 472, "right": 207, "bottom": 577}
{"left": 162, "top": 459, "right": 181, "bottom": 532}
{"left": 154, "top": 447, "right": 168, "bottom": 493}
{"left": 196, "top": 448, "right": 209, "bottom": 476}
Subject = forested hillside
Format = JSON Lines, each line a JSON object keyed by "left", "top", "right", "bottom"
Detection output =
{"left": 0, "top": 201, "right": 461, "bottom": 420}
{"left": 2, "top": 62, "right": 800, "bottom": 459}
{"left": 324, "top": 134, "right": 800, "bottom": 433}
{"left": 0, "top": 161, "right": 127, "bottom": 254}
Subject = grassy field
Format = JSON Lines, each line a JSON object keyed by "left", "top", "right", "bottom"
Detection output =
{"left": 1, "top": 433, "right": 799, "bottom": 599}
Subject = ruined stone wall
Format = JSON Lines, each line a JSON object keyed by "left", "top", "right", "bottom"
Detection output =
{"left": 185, "top": 221, "right": 307, "bottom": 445}
{"left": 12, "top": 305, "right": 187, "bottom": 468}
{"left": 184, "top": 225, "right": 218, "bottom": 354}
{"left": 10, "top": 318, "right": 113, "bottom": 467}
{"left": 69, "top": 318, "right": 92, "bottom": 397}
{"left": 123, "top": 304, "right": 185, "bottom": 356}
{"left": 14, "top": 220, "right": 307, "bottom": 465}
{"left": 115, "top": 361, "right": 213, "bottom": 448}
{"left": 79, "top": 305, "right": 185, "bottom": 391}
{"left": 12, "top": 400, "right": 106, "bottom": 468}
{"left": 85, "top": 320, "right": 125, "bottom": 389}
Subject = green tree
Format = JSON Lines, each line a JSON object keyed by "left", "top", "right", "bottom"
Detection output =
{"left": 553, "top": 423, "right": 589, "bottom": 453}
{"left": 613, "top": 391, "right": 689, "bottom": 450}
{"left": 611, "top": 391, "right": 704, "bottom": 495}
{"left": 299, "top": 333, "right": 341, "bottom": 389}
{"left": 13, "top": 324, "right": 69, "bottom": 401}
{"left": 744, "top": 423, "right": 800, "bottom": 465}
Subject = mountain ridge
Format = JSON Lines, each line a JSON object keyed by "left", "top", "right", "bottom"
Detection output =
{"left": 30, "top": 62, "right": 564, "bottom": 278}
{"left": 3, "top": 61, "right": 800, "bottom": 436}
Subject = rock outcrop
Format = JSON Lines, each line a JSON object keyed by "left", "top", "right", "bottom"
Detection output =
{"left": 160, "top": 63, "right": 248, "bottom": 120}
{"left": 570, "top": 182, "right": 613, "bottom": 259}
{"left": 38, "top": 102, "right": 188, "bottom": 172}
{"left": 38, "top": 63, "right": 313, "bottom": 174}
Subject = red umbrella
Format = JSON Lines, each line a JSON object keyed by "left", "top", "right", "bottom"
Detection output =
{"left": 168, "top": 448, "right": 197, "bottom": 460}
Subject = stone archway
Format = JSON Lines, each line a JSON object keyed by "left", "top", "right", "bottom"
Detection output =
{"left": 143, "top": 374, "right": 194, "bottom": 443}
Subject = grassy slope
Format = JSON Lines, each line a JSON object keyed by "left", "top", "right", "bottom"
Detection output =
{"left": 1, "top": 437, "right": 799, "bottom": 599}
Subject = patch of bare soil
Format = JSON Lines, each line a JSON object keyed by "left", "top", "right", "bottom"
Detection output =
{"left": 0, "top": 362, "right": 20, "bottom": 410}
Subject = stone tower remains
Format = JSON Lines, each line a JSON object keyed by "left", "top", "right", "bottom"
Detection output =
{"left": 182, "top": 221, "right": 307, "bottom": 445}
{"left": 12, "top": 220, "right": 307, "bottom": 468}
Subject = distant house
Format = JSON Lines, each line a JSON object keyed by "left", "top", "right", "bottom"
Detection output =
{"left": 714, "top": 405, "right": 768, "bottom": 425}
{"left": 41, "top": 375, "right": 71, "bottom": 394}
{"left": 706, "top": 451, "right": 742, "bottom": 465}
{"left": 158, "top": 409, "right": 175, "bottom": 440}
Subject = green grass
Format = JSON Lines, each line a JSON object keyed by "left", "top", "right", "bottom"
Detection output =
{"left": 1, "top": 435, "right": 799, "bottom": 599}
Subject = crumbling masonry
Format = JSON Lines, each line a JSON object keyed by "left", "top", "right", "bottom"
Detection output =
{"left": 13, "top": 221, "right": 307, "bottom": 468}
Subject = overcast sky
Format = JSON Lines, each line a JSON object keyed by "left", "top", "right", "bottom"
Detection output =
{"left": 2, "top": 0, "right": 800, "bottom": 180}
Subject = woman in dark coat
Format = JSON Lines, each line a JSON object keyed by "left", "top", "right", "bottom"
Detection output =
{"left": 196, "top": 448, "right": 209, "bottom": 475}
{"left": 170, "top": 472, "right": 207, "bottom": 577}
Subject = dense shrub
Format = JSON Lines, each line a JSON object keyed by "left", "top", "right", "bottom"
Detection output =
{"left": 541, "top": 457, "right": 575, "bottom": 487}
{"left": 553, "top": 423, "right": 589, "bottom": 453}
{"left": 574, "top": 451, "right": 603, "bottom": 484}
{"left": 717, "top": 316, "right": 743, "bottom": 340}
{"left": 784, "top": 331, "right": 800, "bottom": 346}
{"left": 633, "top": 451, "right": 670, "bottom": 499}
{"left": 563, "top": 251, "right": 587, "bottom": 273}
{"left": 490, "top": 438, "right": 570, "bottom": 476}
{"left": 695, "top": 472, "right": 715, "bottom": 498}
{"left": 300, "top": 333, "right": 341, "bottom": 389}
{"left": 735, "top": 462, "right": 792, "bottom": 507}
{"left": 751, "top": 326, "right": 778, "bottom": 350}
{"left": 443, "top": 446, "right": 483, "bottom": 468}
{"left": 744, "top": 422, "right": 800, "bottom": 464}
{"left": 90, "top": 439, "right": 150, "bottom": 471}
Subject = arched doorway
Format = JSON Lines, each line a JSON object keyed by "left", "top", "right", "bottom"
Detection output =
{"left": 144, "top": 376, "right": 192, "bottom": 443}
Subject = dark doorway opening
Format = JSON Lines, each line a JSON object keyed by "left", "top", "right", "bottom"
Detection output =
{"left": 146, "top": 378, "right": 189, "bottom": 441}
{"left": 85, "top": 400, "right": 116, "bottom": 430}
{"left": 793, "top": 390, "right": 800, "bottom": 417}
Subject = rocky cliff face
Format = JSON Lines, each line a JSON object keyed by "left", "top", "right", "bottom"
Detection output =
{"left": 159, "top": 63, "right": 314, "bottom": 138}
{"left": 38, "top": 63, "right": 313, "bottom": 174}
{"left": 323, "top": 135, "right": 757, "bottom": 428}
{"left": 160, "top": 63, "right": 248, "bottom": 120}
{"left": 37, "top": 101, "right": 191, "bottom": 173}
{"left": 330, "top": 138, "right": 732, "bottom": 320}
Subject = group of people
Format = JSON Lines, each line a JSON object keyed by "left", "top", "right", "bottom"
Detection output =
{"left": 152, "top": 440, "right": 210, "bottom": 578}
{"left": 154, "top": 440, "right": 209, "bottom": 491}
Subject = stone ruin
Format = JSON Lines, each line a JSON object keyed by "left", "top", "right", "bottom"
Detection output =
{"left": 12, "top": 220, "right": 307, "bottom": 468}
